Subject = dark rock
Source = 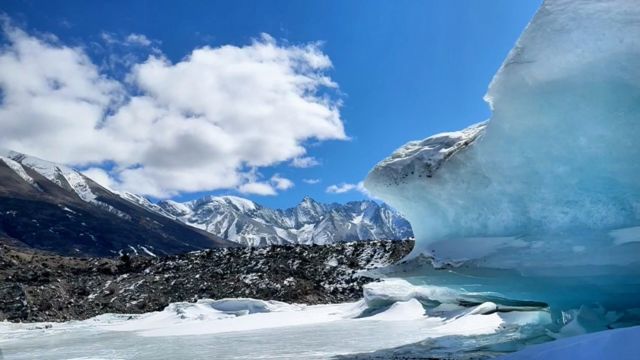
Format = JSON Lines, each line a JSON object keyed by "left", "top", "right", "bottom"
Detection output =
{"left": 0, "top": 240, "right": 413, "bottom": 322}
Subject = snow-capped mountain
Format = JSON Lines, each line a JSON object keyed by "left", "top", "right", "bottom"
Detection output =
{"left": 157, "top": 195, "right": 413, "bottom": 246}
{"left": 0, "top": 149, "right": 233, "bottom": 256}
{"left": 0, "top": 148, "right": 412, "bottom": 251}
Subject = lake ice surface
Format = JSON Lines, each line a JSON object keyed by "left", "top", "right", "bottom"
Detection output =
{"left": 0, "top": 279, "right": 547, "bottom": 360}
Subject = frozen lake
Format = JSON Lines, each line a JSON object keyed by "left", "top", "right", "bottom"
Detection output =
{"left": 1, "top": 318, "right": 465, "bottom": 359}
{"left": 0, "top": 279, "right": 548, "bottom": 360}
{"left": 3, "top": 276, "right": 637, "bottom": 360}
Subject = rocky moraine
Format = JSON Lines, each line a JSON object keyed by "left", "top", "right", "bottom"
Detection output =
{"left": 0, "top": 240, "right": 413, "bottom": 322}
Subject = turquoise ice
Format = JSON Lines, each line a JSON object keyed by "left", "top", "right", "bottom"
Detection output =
{"left": 366, "top": 0, "right": 640, "bottom": 318}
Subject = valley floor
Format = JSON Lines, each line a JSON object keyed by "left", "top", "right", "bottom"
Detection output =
{"left": 0, "top": 240, "right": 412, "bottom": 322}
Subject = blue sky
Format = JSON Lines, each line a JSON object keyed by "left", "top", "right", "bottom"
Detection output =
{"left": 1, "top": 0, "right": 541, "bottom": 208}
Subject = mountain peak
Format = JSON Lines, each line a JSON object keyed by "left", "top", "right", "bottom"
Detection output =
{"left": 189, "top": 195, "right": 258, "bottom": 212}
{"left": 299, "top": 196, "right": 318, "bottom": 205}
{"left": 219, "top": 195, "right": 258, "bottom": 212}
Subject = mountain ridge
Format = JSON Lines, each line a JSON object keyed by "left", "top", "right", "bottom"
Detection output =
{"left": 156, "top": 194, "right": 413, "bottom": 246}
{"left": 0, "top": 149, "right": 234, "bottom": 257}
{"left": 0, "top": 148, "right": 413, "bottom": 250}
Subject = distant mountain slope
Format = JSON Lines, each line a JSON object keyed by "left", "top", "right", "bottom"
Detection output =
{"left": 158, "top": 196, "right": 413, "bottom": 246}
{"left": 0, "top": 149, "right": 234, "bottom": 257}
{"left": 0, "top": 148, "right": 412, "bottom": 252}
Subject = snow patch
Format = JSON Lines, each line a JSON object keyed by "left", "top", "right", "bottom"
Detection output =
{"left": 140, "top": 246, "right": 157, "bottom": 257}
{"left": 0, "top": 156, "right": 37, "bottom": 186}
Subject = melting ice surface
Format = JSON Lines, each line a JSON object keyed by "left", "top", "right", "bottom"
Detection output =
{"left": 365, "top": 0, "right": 640, "bottom": 346}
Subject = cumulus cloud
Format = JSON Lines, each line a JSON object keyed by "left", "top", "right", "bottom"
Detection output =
{"left": 303, "top": 178, "right": 321, "bottom": 185}
{"left": 325, "top": 181, "right": 372, "bottom": 197}
{"left": 0, "top": 24, "right": 124, "bottom": 164}
{"left": 290, "top": 156, "right": 320, "bottom": 168}
{"left": 0, "top": 22, "right": 346, "bottom": 198}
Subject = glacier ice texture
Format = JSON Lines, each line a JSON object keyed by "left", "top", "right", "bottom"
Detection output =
{"left": 365, "top": 0, "right": 640, "bottom": 321}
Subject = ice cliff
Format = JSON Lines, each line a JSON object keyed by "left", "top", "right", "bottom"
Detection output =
{"left": 366, "top": 0, "right": 640, "bottom": 314}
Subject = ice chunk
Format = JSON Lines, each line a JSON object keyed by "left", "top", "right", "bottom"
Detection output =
{"left": 363, "top": 278, "right": 459, "bottom": 307}
{"left": 365, "top": 0, "right": 640, "bottom": 313}
{"left": 205, "top": 298, "right": 284, "bottom": 315}
{"left": 365, "top": 299, "right": 426, "bottom": 321}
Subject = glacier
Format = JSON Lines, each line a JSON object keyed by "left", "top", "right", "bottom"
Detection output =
{"left": 365, "top": 0, "right": 640, "bottom": 337}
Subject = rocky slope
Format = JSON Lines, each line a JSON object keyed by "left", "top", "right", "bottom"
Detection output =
{"left": 0, "top": 240, "right": 413, "bottom": 322}
{"left": 0, "top": 149, "right": 233, "bottom": 257}
{"left": 158, "top": 195, "right": 413, "bottom": 246}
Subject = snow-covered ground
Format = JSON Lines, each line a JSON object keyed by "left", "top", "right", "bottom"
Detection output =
{"left": 0, "top": 279, "right": 550, "bottom": 359}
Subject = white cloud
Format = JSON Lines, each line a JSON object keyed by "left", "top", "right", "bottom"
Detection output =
{"left": 100, "top": 32, "right": 117, "bottom": 44}
{"left": 326, "top": 181, "right": 372, "bottom": 197}
{"left": 271, "top": 174, "right": 294, "bottom": 190}
{"left": 82, "top": 167, "right": 115, "bottom": 189}
{"left": 0, "top": 24, "right": 123, "bottom": 165}
{"left": 236, "top": 173, "right": 293, "bottom": 196}
{"left": 0, "top": 22, "right": 346, "bottom": 198}
{"left": 326, "top": 182, "right": 358, "bottom": 194}
{"left": 97, "top": 32, "right": 161, "bottom": 74}
{"left": 303, "top": 178, "right": 321, "bottom": 185}
{"left": 290, "top": 156, "right": 320, "bottom": 168}
{"left": 101, "top": 32, "right": 155, "bottom": 47}
{"left": 125, "top": 33, "right": 152, "bottom": 47}
{"left": 238, "top": 182, "right": 277, "bottom": 196}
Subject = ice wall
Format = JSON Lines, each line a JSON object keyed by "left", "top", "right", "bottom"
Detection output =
{"left": 365, "top": 0, "right": 640, "bottom": 309}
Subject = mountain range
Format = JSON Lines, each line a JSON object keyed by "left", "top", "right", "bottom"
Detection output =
{"left": 0, "top": 149, "right": 412, "bottom": 256}
{"left": 157, "top": 196, "right": 412, "bottom": 246}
